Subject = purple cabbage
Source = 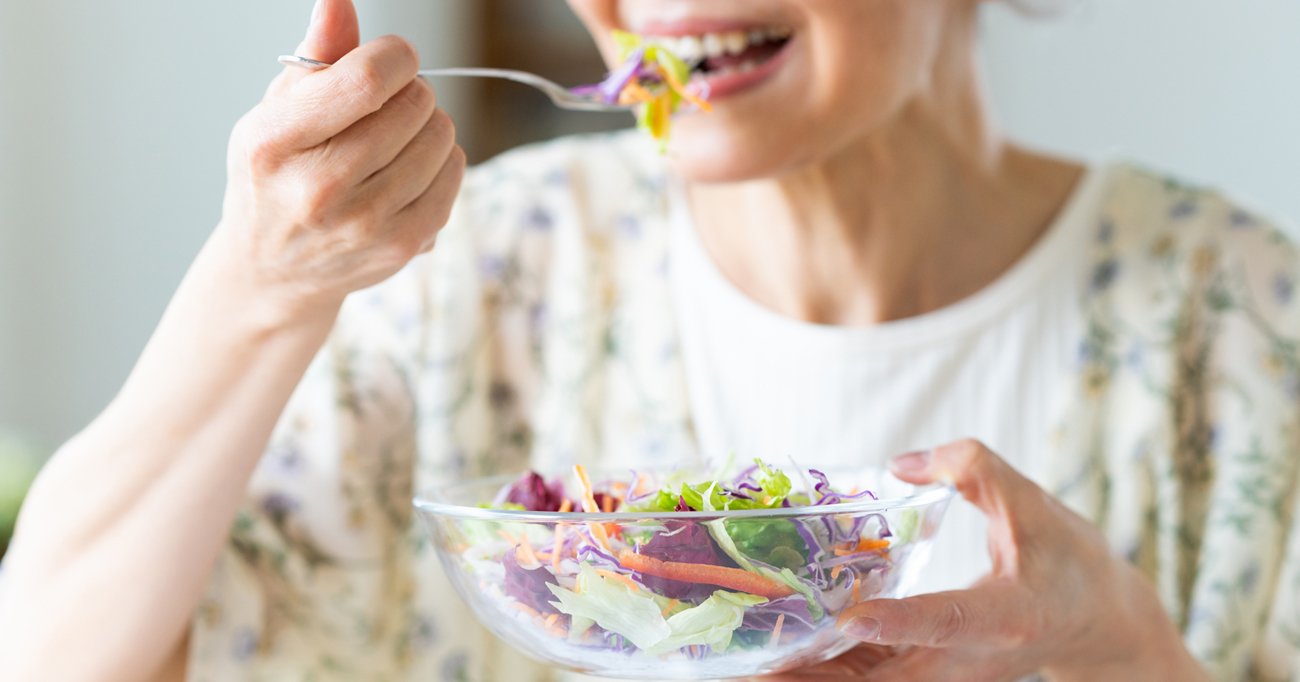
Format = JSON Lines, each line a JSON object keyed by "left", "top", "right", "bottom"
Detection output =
{"left": 739, "top": 594, "right": 817, "bottom": 635}
{"left": 502, "top": 549, "right": 560, "bottom": 614}
{"left": 502, "top": 471, "right": 568, "bottom": 512}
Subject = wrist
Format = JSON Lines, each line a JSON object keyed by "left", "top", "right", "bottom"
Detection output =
{"left": 197, "top": 222, "right": 346, "bottom": 334}
{"left": 1045, "top": 568, "right": 1208, "bottom": 682}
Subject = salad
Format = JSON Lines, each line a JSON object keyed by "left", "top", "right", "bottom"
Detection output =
{"left": 452, "top": 461, "right": 914, "bottom": 666}
{"left": 572, "top": 30, "right": 712, "bottom": 147}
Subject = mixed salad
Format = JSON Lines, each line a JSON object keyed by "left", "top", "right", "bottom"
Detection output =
{"left": 571, "top": 31, "right": 712, "bottom": 147}
{"left": 452, "top": 461, "right": 915, "bottom": 662}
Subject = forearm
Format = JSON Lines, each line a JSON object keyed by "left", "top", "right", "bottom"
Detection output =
{"left": 0, "top": 231, "right": 340, "bottom": 680}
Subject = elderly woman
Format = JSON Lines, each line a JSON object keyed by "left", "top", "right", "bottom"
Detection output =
{"left": 2, "top": 0, "right": 1297, "bottom": 679}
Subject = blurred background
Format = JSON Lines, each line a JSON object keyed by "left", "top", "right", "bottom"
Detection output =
{"left": 1, "top": 0, "right": 1298, "bottom": 554}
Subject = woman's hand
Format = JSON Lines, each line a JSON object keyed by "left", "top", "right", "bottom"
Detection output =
{"left": 214, "top": 0, "right": 465, "bottom": 325}
{"left": 763, "top": 440, "right": 1210, "bottom": 681}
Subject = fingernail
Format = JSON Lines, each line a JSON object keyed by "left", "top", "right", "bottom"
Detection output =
{"left": 844, "top": 617, "right": 881, "bottom": 641}
{"left": 890, "top": 450, "right": 931, "bottom": 475}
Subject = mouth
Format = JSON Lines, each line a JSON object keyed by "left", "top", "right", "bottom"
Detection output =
{"left": 634, "top": 22, "right": 796, "bottom": 97}
{"left": 651, "top": 26, "right": 793, "bottom": 79}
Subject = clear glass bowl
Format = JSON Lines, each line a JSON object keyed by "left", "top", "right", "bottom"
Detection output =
{"left": 414, "top": 468, "right": 952, "bottom": 680}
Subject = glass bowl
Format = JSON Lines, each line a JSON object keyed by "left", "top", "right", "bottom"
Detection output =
{"left": 414, "top": 467, "right": 952, "bottom": 680}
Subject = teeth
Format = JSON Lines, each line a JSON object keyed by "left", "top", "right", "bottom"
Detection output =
{"left": 649, "top": 27, "right": 794, "bottom": 65}
{"left": 701, "top": 33, "right": 725, "bottom": 59}
{"left": 675, "top": 35, "right": 704, "bottom": 62}
{"left": 722, "top": 31, "right": 748, "bottom": 56}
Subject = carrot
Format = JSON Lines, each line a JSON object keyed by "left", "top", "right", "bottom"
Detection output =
{"left": 833, "top": 538, "right": 891, "bottom": 556}
{"left": 851, "top": 578, "right": 862, "bottom": 604}
{"left": 552, "top": 524, "right": 565, "bottom": 573}
{"left": 515, "top": 537, "right": 541, "bottom": 567}
{"left": 595, "top": 569, "right": 641, "bottom": 591}
{"left": 660, "top": 598, "right": 681, "bottom": 617}
{"left": 573, "top": 464, "right": 613, "bottom": 551}
{"left": 618, "top": 80, "right": 655, "bottom": 105}
{"left": 656, "top": 64, "right": 713, "bottom": 113}
{"left": 617, "top": 550, "right": 794, "bottom": 600}
{"left": 558, "top": 499, "right": 573, "bottom": 513}
{"left": 573, "top": 465, "right": 599, "bottom": 513}
{"left": 830, "top": 565, "right": 844, "bottom": 582}
{"left": 602, "top": 495, "right": 614, "bottom": 513}
{"left": 769, "top": 613, "right": 785, "bottom": 648}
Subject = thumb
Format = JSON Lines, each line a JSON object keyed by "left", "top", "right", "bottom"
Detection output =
{"left": 294, "top": 0, "right": 360, "bottom": 63}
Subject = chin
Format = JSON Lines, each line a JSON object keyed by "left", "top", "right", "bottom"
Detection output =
{"left": 661, "top": 114, "right": 830, "bottom": 184}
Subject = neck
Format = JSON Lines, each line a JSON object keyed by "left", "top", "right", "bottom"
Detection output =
{"left": 684, "top": 35, "right": 1082, "bottom": 326}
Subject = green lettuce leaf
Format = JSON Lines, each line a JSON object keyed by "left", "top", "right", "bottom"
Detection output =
{"left": 647, "top": 590, "right": 768, "bottom": 655}
{"left": 547, "top": 564, "right": 670, "bottom": 650}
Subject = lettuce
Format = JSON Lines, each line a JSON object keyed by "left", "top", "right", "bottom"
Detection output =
{"left": 547, "top": 564, "right": 671, "bottom": 650}
{"left": 647, "top": 590, "right": 768, "bottom": 655}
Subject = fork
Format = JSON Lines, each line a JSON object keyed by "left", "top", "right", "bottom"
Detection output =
{"left": 277, "top": 55, "right": 634, "bottom": 113}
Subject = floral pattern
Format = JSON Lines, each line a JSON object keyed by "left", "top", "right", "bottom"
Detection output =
{"left": 188, "top": 132, "right": 1300, "bottom": 681}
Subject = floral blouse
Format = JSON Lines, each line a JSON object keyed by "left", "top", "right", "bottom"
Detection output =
{"left": 188, "top": 132, "right": 1300, "bottom": 681}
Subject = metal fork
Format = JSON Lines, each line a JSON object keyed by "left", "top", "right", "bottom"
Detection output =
{"left": 277, "top": 55, "right": 634, "bottom": 113}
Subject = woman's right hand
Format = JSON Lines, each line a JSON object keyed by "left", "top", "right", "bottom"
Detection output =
{"left": 215, "top": 0, "right": 465, "bottom": 325}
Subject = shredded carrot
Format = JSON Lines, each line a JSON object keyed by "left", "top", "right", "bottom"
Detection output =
{"left": 618, "top": 550, "right": 794, "bottom": 600}
{"left": 618, "top": 80, "right": 655, "bottom": 104}
{"left": 595, "top": 569, "right": 640, "bottom": 591}
{"left": 558, "top": 498, "right": 573, "bottom": 513}
{"left": 660, "top": 598, "right": 681, "bottom": 617}
{"left": 515, "top": 537, "right": 541, "bottom": 567}
{"left": 602, "top": 495, "right": 614, "bottom": 513}
{"left": 830, "top": 565, "right": 845, "bottom": 582}
{"left": 834, "top": 538, "right": 891, "bottom": 556}
{"left": 497, "top": 529, "right": 517, "bottom": 544}
{"left": 656, "top": 64, "right": 713, "bottom": 113}
{"left": 552, "top": 524, "right": 565, "bottom": 572}
{"left": 769, "top": 613, "right": 786, "bottom": 648}
{"left": 544, "top": 613, "right": 560, "bottom": 628}
{"left": 512, "top": 602, "right": 543, "bottom": 620}
{"left": 852, "top": 579, "right": 862, "bottom": 604}
{"left": 573, "top": 464, "right": 614, "bottom": 551}
{"left": 631, "top": 473, "right": 650, "bottom": 498}
{"left": 573, "top": 465, "right": 599, "bottom": 513}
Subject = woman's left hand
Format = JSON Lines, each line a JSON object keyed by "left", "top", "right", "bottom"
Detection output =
{"left": 761, "top": 440, "right": 1210, "bottom": 682}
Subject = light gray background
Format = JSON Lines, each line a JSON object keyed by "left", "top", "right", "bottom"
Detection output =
{"left": 2, "top": 1, "right": 1297, "bottom": 452}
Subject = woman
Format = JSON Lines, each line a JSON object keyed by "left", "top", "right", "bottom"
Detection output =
{"left": 1, "top": 0, "right": 1296, "bottom": 679}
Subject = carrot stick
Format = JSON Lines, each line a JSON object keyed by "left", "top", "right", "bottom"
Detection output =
{"left": 833, "top": 538, "right": 891, "bottom": 556}
{"left": 660, "top": 598, "right": 681, "bottom": 617}
{"left": 558, "top": 499, "right": 573, "bottom": 513}
{"left": 573, "top": 465, "right": 599, "bottom": 513}
{"left": 619, "top": 80, "right": 655, "bottom": 104}
{"left": 656, "top": 64, "right": 713, "bottom": 112}
{"left": 552, "top": 525, "right": 565, "bottom": 573}
{"left": 617, "top": 550, "right": 794, "bottom": 600}
{"left": 769, "top": 613, "right": 785, "bottom": 648}
{"left": 573, "top": 464, "right": 613, "bottom": 551}
{"left": 595, "top": 569, "right": 640, "bottom": 591}
{"left": 830, "top": 565, "right": 844, "bottom": 582}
